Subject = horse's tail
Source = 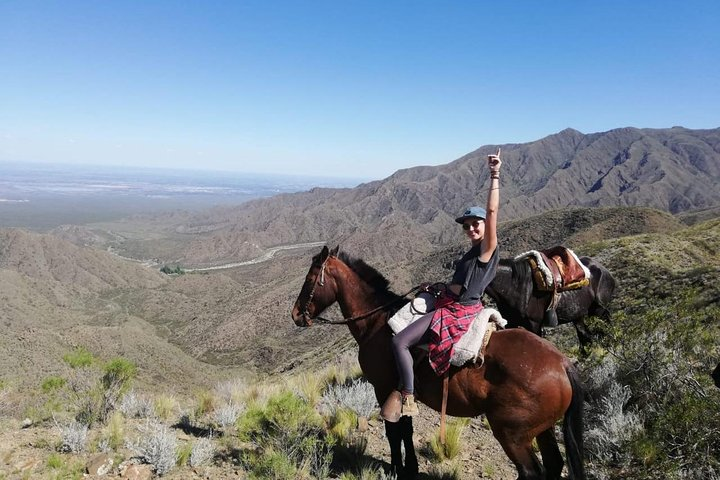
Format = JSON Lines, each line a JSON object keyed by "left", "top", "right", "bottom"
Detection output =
{"left": 563, "top": 362, "right": 586, "bottom": 480}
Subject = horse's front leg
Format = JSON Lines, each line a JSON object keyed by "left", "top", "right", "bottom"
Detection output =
{"left": 573, "top": 319, "right": 595, "bottom": 356}
{"left": 384, "top": 420, "right": 404, "bottom": 477}
{"left": 400, "top": 416, "right": 418, "bottom": 478}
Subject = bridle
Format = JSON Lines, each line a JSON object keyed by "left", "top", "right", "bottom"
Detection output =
{"left": 299, "top": 254, "right": 330, "bottom": 322}
{"left": 299, "top": 254, "right": 422, "bottom": 326}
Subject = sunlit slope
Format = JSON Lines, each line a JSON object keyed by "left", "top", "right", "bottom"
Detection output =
{"left": 90, "top": 127, "right": 720, "bottom": 267}
{"left": 0, "top": 228, "right": 238, "bottom": 394}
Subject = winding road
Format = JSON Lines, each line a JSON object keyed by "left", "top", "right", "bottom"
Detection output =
{"left": 184, "top": 241, "right": 326, "bottom": 272}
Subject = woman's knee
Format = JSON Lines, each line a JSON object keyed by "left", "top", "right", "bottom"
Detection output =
{"left": 392, "top": 332, "right": 409, "bottom": 353}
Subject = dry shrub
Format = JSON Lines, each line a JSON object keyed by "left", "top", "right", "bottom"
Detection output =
{"left": 128, "top": 420, "right": 178, "bottom": 475}
{"left": 190, "top": 436, "right": 215, "bottom": 467}
{"left": 153, "top": 394, "right": 178, "bottom": 423}
{"left": 55, "top": 418, "right": 89, "bottom": 453}
{"left": 213, "top": 378, "right": 246, "bottom": 405}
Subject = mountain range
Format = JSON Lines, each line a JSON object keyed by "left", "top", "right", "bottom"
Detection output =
{"left": 1, "top": 125, "right": 719, "bottom": 392}
{"left": 96, "top": 126, "right": 719, "bottom": 267}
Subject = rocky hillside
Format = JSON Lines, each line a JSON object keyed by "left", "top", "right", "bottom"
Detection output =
{"left": 0, "top": 229, "right": 237, "bottom": 395}
{"left": 98, "top": 126, "right": 719, "bottom": 267}
{"left": 83, "top": 206, "right": 697, "bottom": 377}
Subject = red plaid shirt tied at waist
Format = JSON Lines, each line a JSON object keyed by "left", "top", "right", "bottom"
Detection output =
{"left": 428, "top": 293, "right": 484, "bottom": 375}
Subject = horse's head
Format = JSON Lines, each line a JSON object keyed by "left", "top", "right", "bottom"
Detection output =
{"left": 291, "top": 245, "right": 339, "bottom": 327}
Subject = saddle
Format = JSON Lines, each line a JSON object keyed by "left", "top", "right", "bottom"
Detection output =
{"left": 515, "top": 246, "right": 591, "bottom": 327}
{"left": 517, "top": 246, "right": 590, "bottom": 292}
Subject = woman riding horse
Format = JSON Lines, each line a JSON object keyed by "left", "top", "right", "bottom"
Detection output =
{"left": 291, "top": 246, "right": 585, "bottom": 479}
{"left": 389, "top": 149, "right": 502, "bottom": 416}
{"left": 292, "top": 148, "right": 586, "bottom": 479}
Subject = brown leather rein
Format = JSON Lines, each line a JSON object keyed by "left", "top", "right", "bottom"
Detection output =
{"left": 300, "top": 255, "right": 422, "bottom": 325}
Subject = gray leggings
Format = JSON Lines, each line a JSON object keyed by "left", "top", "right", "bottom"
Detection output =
{"left": 391, "top": 310, "right": 434, "bottom": 394}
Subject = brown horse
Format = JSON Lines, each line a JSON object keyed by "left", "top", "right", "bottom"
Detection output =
{"left": 485, "top": 255, "right": 615, "bottom": 353}
{"left": 291, "top": 246, "right": 585, "bottom": 480}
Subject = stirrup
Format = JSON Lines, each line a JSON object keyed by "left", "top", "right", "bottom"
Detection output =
{"left": 401, "top": 394, "right": 419, "bottom": 417}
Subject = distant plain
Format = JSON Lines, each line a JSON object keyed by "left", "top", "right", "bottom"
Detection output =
{"left": 0, "top": 162, "right": 366, "bottom": 231}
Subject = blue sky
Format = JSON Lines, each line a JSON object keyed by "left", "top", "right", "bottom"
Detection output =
{"left": 1, "top": 1, "right": 718, "bottom": 180}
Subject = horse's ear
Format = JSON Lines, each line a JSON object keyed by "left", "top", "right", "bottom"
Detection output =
{"left": 319, "top": 245, "right": 330, "bottom": 261}
{"left": 330, "top": 245, "right": 339, "bottom": 256}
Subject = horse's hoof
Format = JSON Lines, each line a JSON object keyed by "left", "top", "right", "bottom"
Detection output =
{"left": 404, "top": 467, "right": 419, "bottom": 479}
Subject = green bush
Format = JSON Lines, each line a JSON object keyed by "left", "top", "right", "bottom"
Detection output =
{"left": 248, "top": 448, "right": 298, "bottom": 479}
{"left": 102, "top": 358, "right": 137, "bottom": 393}
{"left": 160, "top": 265, "right": 185, "bottom": 275}
{"left": 238, "top": 390, "right": 333, "bottom": 479}
{"left": 176, "top": 442, "right": 193, "bottom": 467}
{"left": 41, "top": 376, "right": 67, "bottom": 393}
{"left": 238, "top": 390, "right": 322, "bottom": 441}
{"left": 63, "top": 347, "right": 94, "bottom": 369}
{"left": 327, "top": 408, "right": 358, "bottom": 443}
{"left": 427, "top": 418, "right": 469, "bottom": 462}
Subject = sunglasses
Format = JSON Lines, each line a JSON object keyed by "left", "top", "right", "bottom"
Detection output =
{"left": 462, "top": 220, "right": 483, "bottom": 231}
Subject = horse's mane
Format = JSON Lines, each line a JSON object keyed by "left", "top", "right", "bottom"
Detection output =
{"left": 311, "top": 250, "right": 392, "bottom": 292}
{"left": 312, "top": 251, "right": 389, "bottom": 293}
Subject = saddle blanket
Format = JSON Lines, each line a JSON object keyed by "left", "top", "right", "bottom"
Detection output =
{"left": 389, "top": 296, "right": 507, "bottom": 367}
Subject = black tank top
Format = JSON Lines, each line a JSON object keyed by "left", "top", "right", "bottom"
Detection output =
{"left": 450, "top": 246, "right": 499, "bottom": 305}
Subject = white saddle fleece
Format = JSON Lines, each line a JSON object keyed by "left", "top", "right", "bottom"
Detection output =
{"left": 389, "top": 304, "right": 507, "bottom": 366}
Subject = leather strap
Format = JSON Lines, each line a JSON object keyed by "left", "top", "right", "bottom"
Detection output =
{"left": 440, "top": 371, "right": 449, "bottom": 445}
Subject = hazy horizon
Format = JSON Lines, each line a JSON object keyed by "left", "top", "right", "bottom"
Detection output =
{"left": 0, "top": 161, "right": 366, "bottom": 231}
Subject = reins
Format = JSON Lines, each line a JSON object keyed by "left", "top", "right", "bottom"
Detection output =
{"left": 313, "top": 284, "right": 423, "bottom": 325}
{"left": 300, "top": 254, "right": 423, "bottom": 326}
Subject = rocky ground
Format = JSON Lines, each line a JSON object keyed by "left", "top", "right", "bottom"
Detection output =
{"left": 0, "top": 404, "right": 522, "bottom": 479}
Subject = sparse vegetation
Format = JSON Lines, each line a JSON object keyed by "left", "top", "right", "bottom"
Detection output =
{"left": 0, "top": 380, "right": 9, "bottom": 416}
{"left": 426, "top": 461, "right": 463, "bottom": 480}
{"left": 1, "top": 213, "right": 719, "bottom": 479}
{"left": 41, "top": 376, "right": 67, "bottom": 393}
{"left": 214, "top": 377, "right": 248, "bottom": 405}
{"left": 292, "top": 371, "right": 327, "bottom": 406}
{"left": 102, "top": 411, "right": 125, "bottom": 451}
{"left": 45, "top": 452, "right": 85, "bottom": 480}
{"left": 578, "top": 219, "right": 720, "bottom": 479}
{"left": 212, "top": 401, "right": 243, "bottom": 431}
{"left": 176, "top": 441, "right": 193, "bottom": 466}
{"left": 194, "top": 388, "right": 216, "bottom": 417}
